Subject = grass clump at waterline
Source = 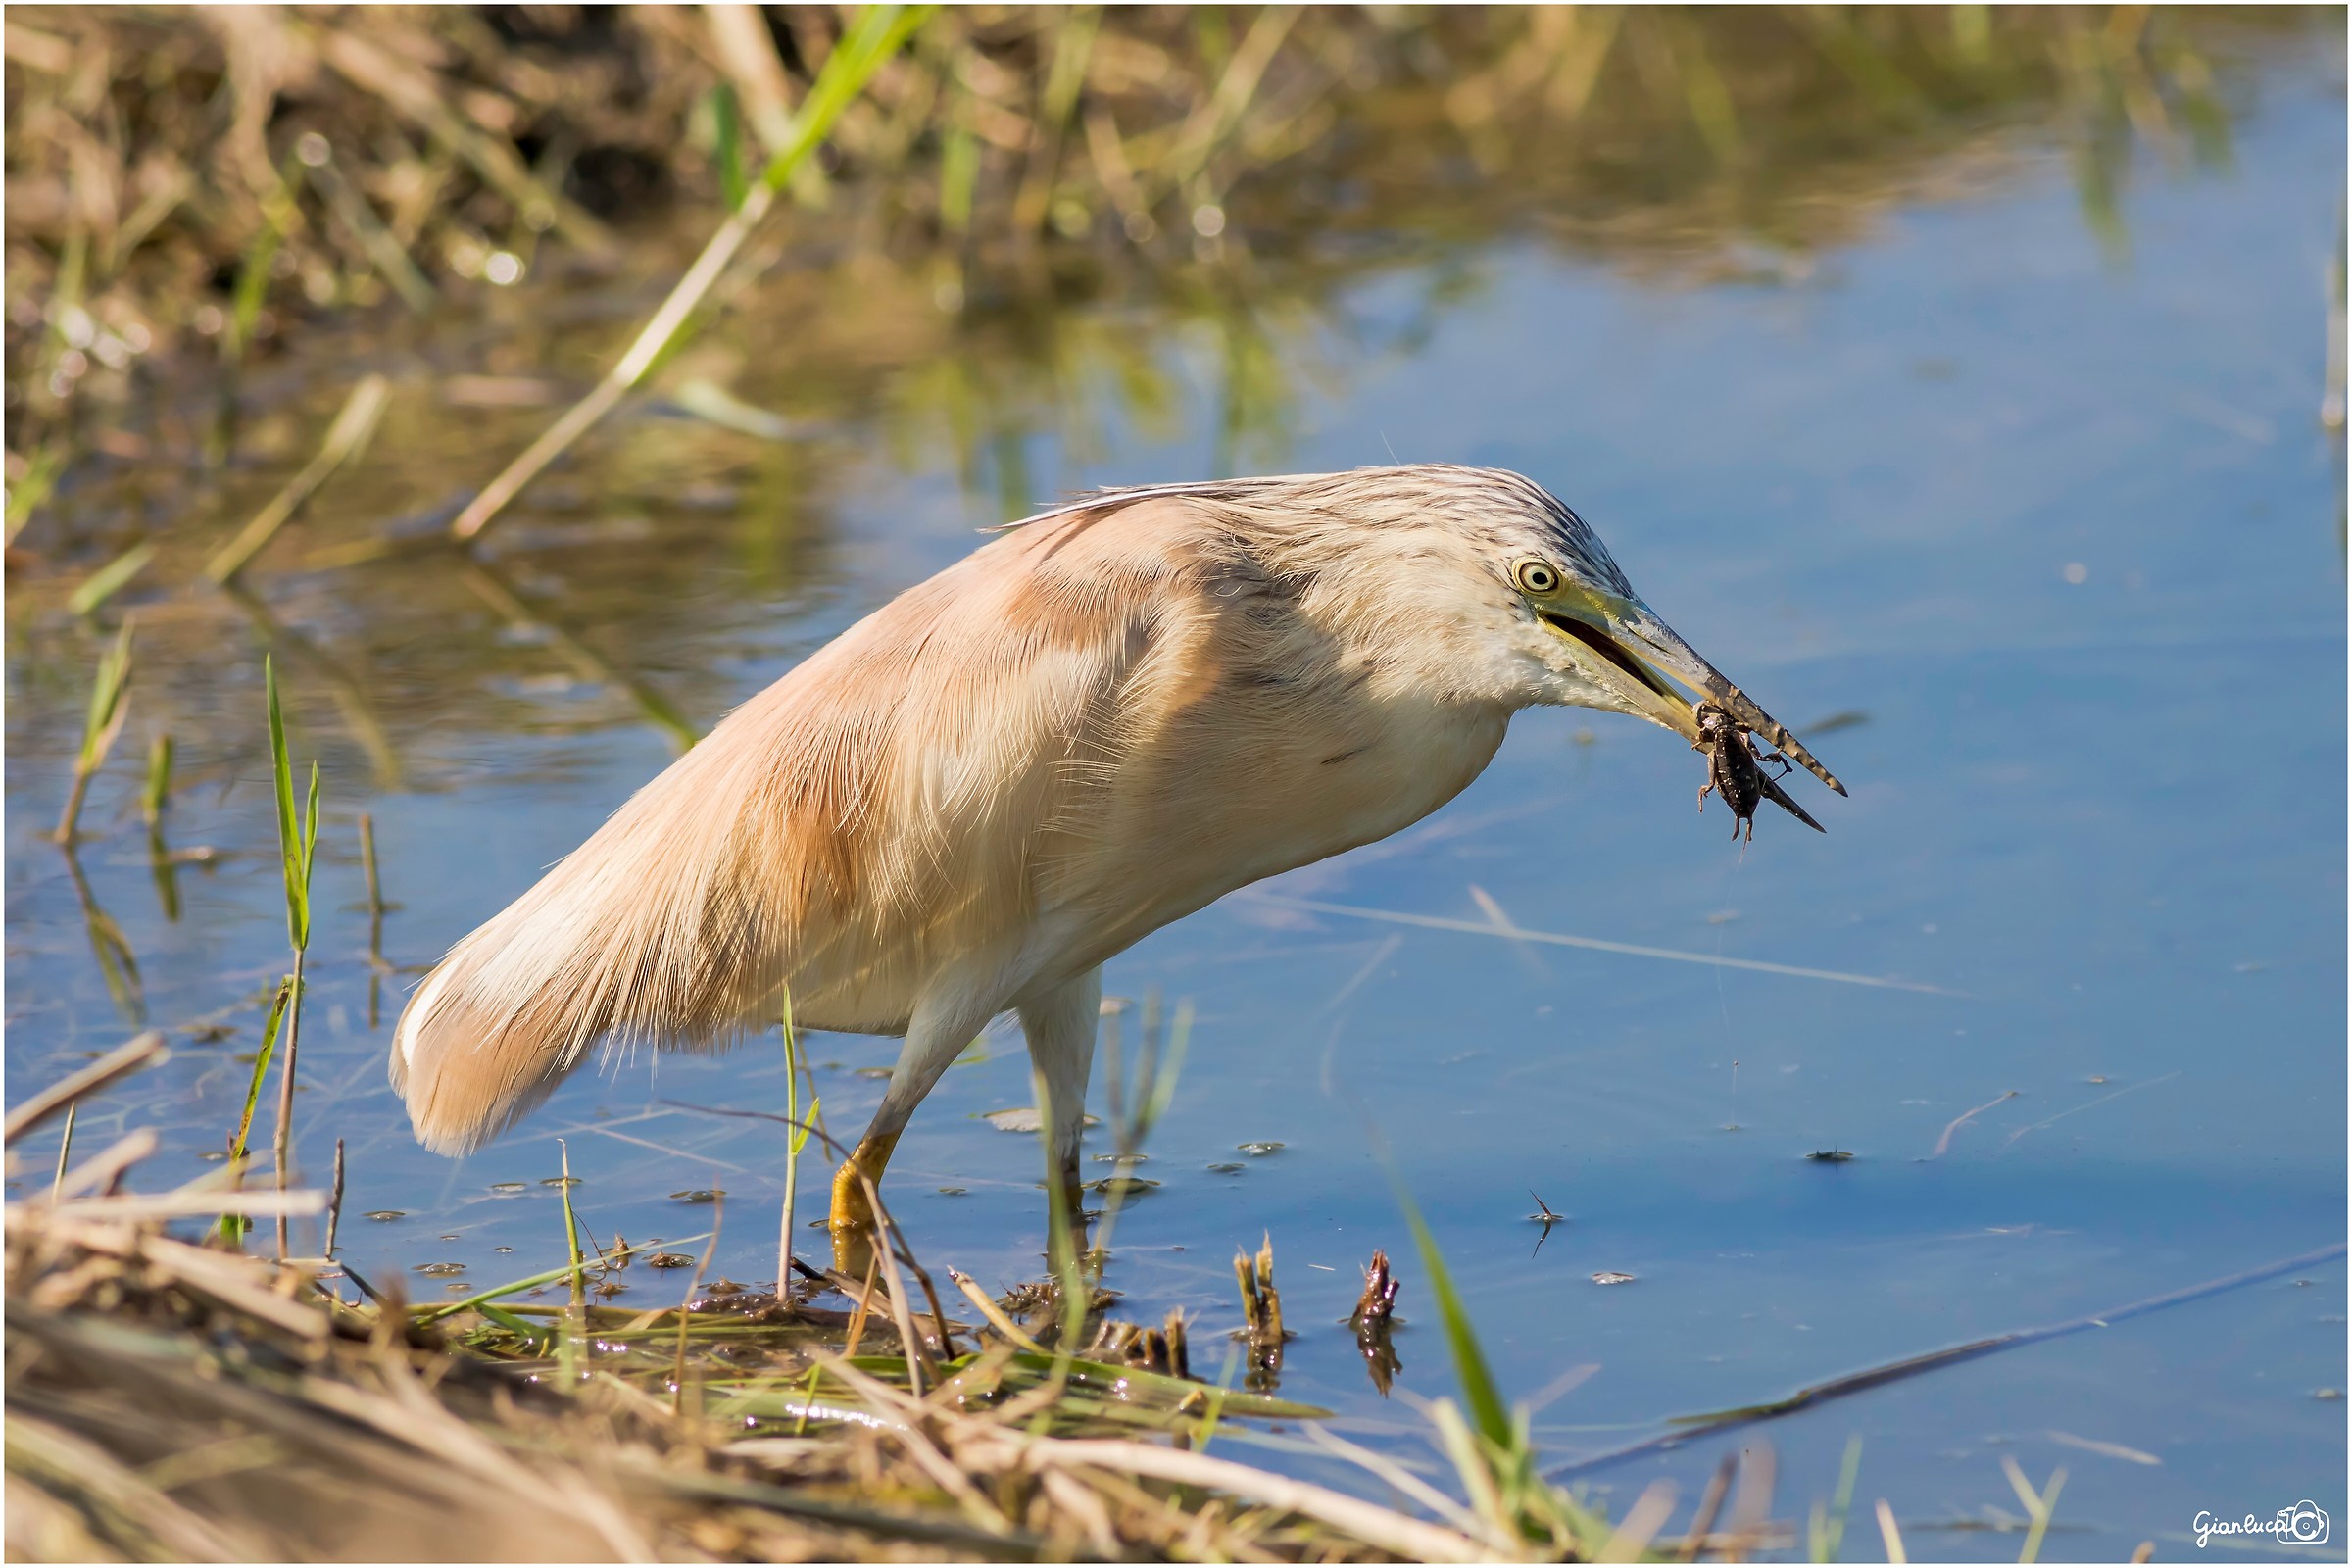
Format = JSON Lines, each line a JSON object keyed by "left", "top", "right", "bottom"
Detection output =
{"left": 9, "top": 1085, "right": 1617, "bottom": 1565}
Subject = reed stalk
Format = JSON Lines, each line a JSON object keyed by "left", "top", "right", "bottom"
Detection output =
{"left": 262, "top": 657, "right": 320, "bottom": 1258}
{"left": 451, "top": 5, "right": 929, "bottom": 542}
{"left": 776, "top": 987, "right": 818, "bottom": 1297}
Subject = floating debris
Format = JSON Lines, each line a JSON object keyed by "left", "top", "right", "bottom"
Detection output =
{"left": 645, "top": 1252, "right": 694, "bottom": 1269}
{"left": 1082, "top": 1176, "right": 1160, "bottom": 1198}
{"left": 1806, "top": 1150, "right": 1855, "bottom": 1163}
{"left": 415, "top": 1262, "right": 466, "bottom": 1276}
{"left": 1091, "top": 1309, "right": 1193, "bottom": 1379}
{"left": 668, "top": 1189, "right": 724, "bottom": 1203}
{"left": 980, "top": 1107, "right": 1098, "bottom": 1134}
{"left": 1350, "top": 1250, "right": 1403, "bottom": 1396}
{"left": 488, "top": 1182, "right": 529, "bottom": 1195}
{"left": 1352, "top": 1251, "right": 1398, "bottom": 1330}
{"left": 1591, "top": 1271, "right": 1637, "bottom": 1286}
{"left": 363, "top": 1209, "right": 405, "bottom": 1221}
{"left": 1527, "top": 1192, "right": 1567, "bottom": 1256}
{"left": 1205, "top": 1162, "right": 1246, "bottom": 1174}
{"left": 540, "top": 1176, "right": 581, "bottom": 1188}
{"left": 1237, "top": 1141, "right": 1285, "bottom": 1156}
{"left": 1233, "top": 1234, "right": 1292, "bottom": 1391}
{"left": 936, "top": 1186, "right": 968, "bottom": 1196}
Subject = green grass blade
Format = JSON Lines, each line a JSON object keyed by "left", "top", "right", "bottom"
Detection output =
{"left": 755, "top": 6, "right": 932, "bottom": 200}
{"left": 1812, "top": 1435, "right": 1864, "bottom": 1561}
{"left": 141, "top": 734, "right": 172, "bottom": 824}
{"left": 779, "top": 986, "right": 806, "bottom": 1289}
{"left": 449, "top": 5, "right": 926, "bottom": 544}
{"left": 6, "top": 442, "right": 64, "bottom": 545}
{"left": 80, "top": 621, "right": 135, "bottom": 765}
{"left": 416, "top": 1229, "right": 716, "bottom": 1324}
{"left": 297, "top": 760, "right": 320, "bottom": 949}
{"left": 1388, "top": 1167, "right": 1512, "bottom": 1449}
{"left": 227, "top": 978, "right": 293, "bottom": 1165}
{"left": 219, "top": 975, "right": 294, "bottom": 1239}
{"left": 68, "top": 541, "right": 156, "bottom": 617}
{"left": 224, "top": 169, "right": 297, "bottom": 366}
{"left": 264, "top": 657, "right": 311, "bottom": 951}
{"left": 712, "top": 83, "right": 747, "bottom": 213}
{"left": 1138, "top": 998, "right": 1191, "bottom": 1140}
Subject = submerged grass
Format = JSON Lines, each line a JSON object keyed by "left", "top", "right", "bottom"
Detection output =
{"left": 52, "top": 619, "right": 131, "bottom": 846}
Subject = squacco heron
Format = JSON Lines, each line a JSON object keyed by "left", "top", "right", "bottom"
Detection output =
{"left": 391, "top": 466, "right": 1838, "bottom": 1241}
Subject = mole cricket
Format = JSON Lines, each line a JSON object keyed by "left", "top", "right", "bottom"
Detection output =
{"left": 1694, "top": 703, "right": 1825, "bottom": 841}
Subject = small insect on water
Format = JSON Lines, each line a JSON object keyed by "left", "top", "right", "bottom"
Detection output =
{"left": 1694, "top": 703, "right": 1825, "bottom": 842}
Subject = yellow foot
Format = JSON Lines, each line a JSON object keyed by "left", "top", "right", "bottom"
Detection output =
{"left": 825, "top": 1131, "right": 898, "bottom": 1249}
{"left": 827, "top": 1137, "right": 893, "bottom": 1275}
{"left": 828, "top": 1220, "right": 875, "bottom": 1279}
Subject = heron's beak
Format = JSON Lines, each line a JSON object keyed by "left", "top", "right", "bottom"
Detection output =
{"left": 1538, "top": 600, "right": 1846, "bottom": 797}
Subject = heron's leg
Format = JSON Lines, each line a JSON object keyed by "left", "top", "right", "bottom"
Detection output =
{"left": 1018, "top": 967, "right": 1102, "bottom": 1221}
{"left": 829, "top": 985, "right": 1003, "bottom": 1241}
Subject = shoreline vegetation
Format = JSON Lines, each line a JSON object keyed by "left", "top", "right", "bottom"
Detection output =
{"left": 2, "top": 7, "right": 2318, "bottom": 770}
{"left": 5, "top": 1046, "right": 1670, "bottom": 1563}
{"left": 2, "top": 7, "right": 2317, "bottom": 802}
{"left": 7, "top": 7, "right": 2302, "bottom": 542}
{"left": 17, "top": 1034, "right": 2316, "bottom": 1560}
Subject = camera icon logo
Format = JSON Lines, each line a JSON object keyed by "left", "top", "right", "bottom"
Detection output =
{"left": 2278, "top": 1501, "right": 2330, "bottom": 1544}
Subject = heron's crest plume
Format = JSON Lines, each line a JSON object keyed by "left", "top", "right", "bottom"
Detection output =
{"left": 1000, "top": 464, "right": 1637, "bottom": 599}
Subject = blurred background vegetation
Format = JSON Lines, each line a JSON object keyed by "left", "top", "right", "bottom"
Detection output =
{"left": 1, "top": 5, "right": 2325, "bottom": 775}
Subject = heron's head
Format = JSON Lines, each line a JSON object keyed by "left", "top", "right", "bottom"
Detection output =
{"left": 1020, "top": 464, "right": 1844, "bottom": 798}
{"left": 1270, "top": 465, "right": 1845, "bottom": 797}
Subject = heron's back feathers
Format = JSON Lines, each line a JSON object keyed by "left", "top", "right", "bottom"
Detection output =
{"left": 393, "top": 475, "right": 1527, "bottom": 1153}
{"left": 392, "top": 508, "right": 1184, "bottom": 1152}
{"left": 391, "top": 674, "right": 828, "bottom": 1152}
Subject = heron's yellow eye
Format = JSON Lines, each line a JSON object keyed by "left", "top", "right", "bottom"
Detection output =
{"left": 1514, "top": 560, "right": 1561, "bottom": 596}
